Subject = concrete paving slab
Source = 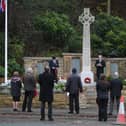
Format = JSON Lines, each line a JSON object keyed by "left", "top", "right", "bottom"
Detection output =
{"left": 0, "top": 107, "right": 118, "bottom": 126}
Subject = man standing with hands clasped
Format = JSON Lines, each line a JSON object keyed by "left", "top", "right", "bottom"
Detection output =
{"left": 49, "top": 56, "right": 59, "bottom": 83}
{"left": 95, "top": 54, "right": 106, "bottom": 80}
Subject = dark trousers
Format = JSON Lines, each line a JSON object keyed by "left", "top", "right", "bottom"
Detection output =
{"left": 51, "top": 69, "right": 58, "bottom": 83}
{"left": 97, "top": 72, "right": 100, "bottom": 80}
{"left": 109, "top": 96, "right": 120, "bottom": 114}
{"left": 69, "top": 93, "right": 79, "bottom": 113}
{"left": 97, "top": 71, "right": 103, "bottom": 80}
{"left": 22, "top": 90, "right": 34, "bottom": 112}
{"left": 98, "top": 98, "right": 108, "bottom": 121}
{"left": 40, "top": 101, "right": 53, "bottom": 119}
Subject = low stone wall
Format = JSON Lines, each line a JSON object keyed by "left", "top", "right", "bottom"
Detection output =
{"left": 23, "top": 57, "right": 63, "bottom": 78}
{"left": 0, "top": 86, "right": 95, "bottom": 108}
{"left": 0, "top": 86, "right": 126, "bottom": 108}
{"left": 0, "top": 93, "right": 68, "bottom": 108}
{"left": 23, "top": 55, "right": 126, "bottom": 80}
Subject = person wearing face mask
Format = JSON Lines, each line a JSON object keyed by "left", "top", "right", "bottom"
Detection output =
{"left": 95, "top": 54, "right": 106, "bottom": 80}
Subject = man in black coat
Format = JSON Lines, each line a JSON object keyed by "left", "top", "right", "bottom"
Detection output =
{"left": 38, "top": 66, "right": 54, "bottom": 121}
{"left": 66, "top": 68, "right": 83, "bottom": 114}
{"left": 109, "top": 72, "right": 123, "bottom": 115}
{"left": 96, "top": 74, "right": 110, "bottom": 121}
{"left": 95, "top": 55, "right": 106, "bottom": 80}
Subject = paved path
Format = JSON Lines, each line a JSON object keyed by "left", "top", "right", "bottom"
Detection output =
{"left": 0, "top": 107, "right": 118, "bottom": 126}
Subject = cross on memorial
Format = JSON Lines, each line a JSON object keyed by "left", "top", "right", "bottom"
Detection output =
{"left": 79, "top": 8, "right": 95, "bottom": 85}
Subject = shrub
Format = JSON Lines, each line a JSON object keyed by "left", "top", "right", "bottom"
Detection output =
{"left": 8, "top": 58, "right": 24, "bottom": 77}
{"left": 54, "top": 83, "right": 65, "bottom": 92}
{"left": 122, "top": 79, "right": 126, "bottom": 86}
{"left": 0, "top": 66, "right": 4, "bottom": 77}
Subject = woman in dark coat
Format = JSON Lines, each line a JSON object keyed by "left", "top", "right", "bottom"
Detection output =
{"left": 10, "top": 71, "right": 22, "bottom": 111}
{"left": 96, "top": 74, "right": 110, "bottom": 121}
{"left": 38, "top": 66, "right": 54, "bottom": 121}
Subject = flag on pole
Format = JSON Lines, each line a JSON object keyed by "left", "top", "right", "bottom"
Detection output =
{"left": 4, "top": 0, "right": 8, "bottom": 84}
{"left": 0, "top": 0, "right": 8, "bottom": 83}
{"left": 0, "top": 0, "right": 5, "bottom": 12}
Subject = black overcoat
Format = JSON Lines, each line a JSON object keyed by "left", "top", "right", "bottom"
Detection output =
{"left": 110, "top": 79, "right": 123, "bottom": 97}
{"left": 10, "top": 77, "right": 22, "bottom": 97}
{"left": 95, "top": 59, "right": 106, "bottom": 79}
{"left": 38, "top": 71, "right": 54, "bottom": 102}
{"left": 96, "top": 80, "right": 110, "bottom": 99}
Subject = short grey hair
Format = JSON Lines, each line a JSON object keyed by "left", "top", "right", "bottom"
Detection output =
{"left": 26, "top": 67, "right": 33, "bottom": 73}
{"left": 113, "top": 72, "right": 119, "bottom": 78}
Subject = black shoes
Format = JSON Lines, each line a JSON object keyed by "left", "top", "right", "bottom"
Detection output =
{"left": 22, "top": 110, "right": 33, "bottom": 112}
{"left": 68, "top": 111, "right": 73, "bottom": 114}
{"left": 40, "top": 118, "right": 45, "bottom": 121}
{"left": 48, "top": 118, "right": 54, "bottom": 121}
{"left": 13, "top": 109, "right": 18, "bottom": 112}
{"left": 98, "top": 118, "right": 107, "bottom": 121}
{"left": 76, "top": 111, "right": 79, "bottom": 114}
{"left": 40, "top": 118, "right": 54, "bottom": 121}
{"left": 98, "top": 119, "right": 102, "bottom": 121}
{"left": 27, "top": 110, "right": 32, "bottom": 112}
{"left": 108, "top": 113, "right": 112, "bottom": 115}
{"left": 68, "top": 111, "right": 79, "bottom": 114}
{"left": 104, "top": 119, "right": 107, "bottom": 121}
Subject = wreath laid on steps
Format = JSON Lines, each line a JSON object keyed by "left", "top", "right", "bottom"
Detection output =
{"left": 84, "top": 77, "right": 91, "bottom": 84}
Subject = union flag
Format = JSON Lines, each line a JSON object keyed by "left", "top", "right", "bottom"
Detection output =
{"left": 0, "top": 0, "right": 5, "bottom": 12}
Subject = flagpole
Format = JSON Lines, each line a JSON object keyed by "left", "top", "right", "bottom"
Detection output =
{"left": 5, "top": 0, "right": 8, "bottom": 84}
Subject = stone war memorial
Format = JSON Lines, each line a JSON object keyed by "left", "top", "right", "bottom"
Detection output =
{"left": 23, "top": 8, "right": 126, "bottom": 108}
{"left": 23, "top": 8, "right": 96, "bottom": 108}
{"left": 1, "top": 1, "right": 126, "bottom": 125}
{"left": 79, "top": 8, "right": 95, "bottom": 86}
{"left": 78, "top": 8, "right": 96, "bottom": 108}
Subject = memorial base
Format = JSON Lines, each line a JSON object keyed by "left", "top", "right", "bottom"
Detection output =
{"left": 80, "top": 71, "right": 94, "bottom": 86}
{"left": 79, "top": 84, "right": 97, "bottom": 108}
